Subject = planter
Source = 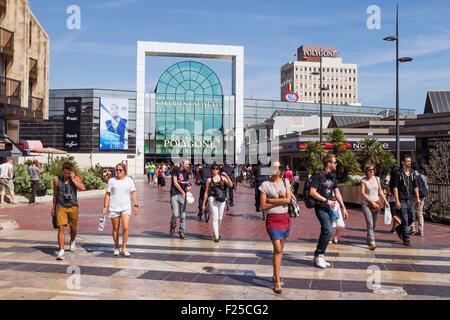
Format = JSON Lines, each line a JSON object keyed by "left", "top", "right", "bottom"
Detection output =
{"left": 339, "top": 185, "right": 363, "bottom": 205}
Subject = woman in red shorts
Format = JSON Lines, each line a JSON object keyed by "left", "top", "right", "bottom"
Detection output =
{"left": 259, "top": 161, "right": 292, "bottom": 294}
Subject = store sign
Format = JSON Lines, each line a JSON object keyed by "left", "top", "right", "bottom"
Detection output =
{"left": 164, "top": 140, "right": 218, "bottom": 148}
{"left": 303, "top": 49, "right": 338, "bottom": 58}
{"left": 284, "top": 92, "right": 299, "bottom": 103}
{"left": 64, "top": 97, "right": 82, "bottom": 151}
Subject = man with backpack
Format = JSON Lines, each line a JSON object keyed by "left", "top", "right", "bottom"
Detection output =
{"left": 411, "top": 163, "right": 428, "bottom": 237}
{"left": 392, "top": 155, "right": 421, "bottom": 246}
{"left": 308, "top": 154, "right": 349, "bottom": 269}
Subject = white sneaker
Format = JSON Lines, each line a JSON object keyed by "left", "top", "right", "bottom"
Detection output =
{"left": 122, "top": 250, "right": 130, "bottom": 257}
{"left": 56, "top": 250, "right": 65, "bottom": 260}
{"left": 69, "top": 241, "right": 76, "bottom": 252}
{"left": 113, "top": 249, "right": 120, "bottom": 256}
{"left": 324, "top": 260, "right": 331, "bottom": 267}
{"left": 314, "top": 255, "right": 327, "bottom": 269}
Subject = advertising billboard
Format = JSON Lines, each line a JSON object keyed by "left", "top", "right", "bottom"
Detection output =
{"left": 64, "top": 97, "right": 82, "bottom": 151}
{"left": 99, "top": 97, "right": 129, "bottom": 150}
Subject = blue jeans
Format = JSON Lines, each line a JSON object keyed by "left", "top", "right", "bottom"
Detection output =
{"left": 228, "top": 187, "right": 234, "bottom": 204}
{"left": 399, "top": 200, "right": 416, "bottom": 241}
{"left": 170, "top": 194, "right": 186, "bottom": 235}
{"left": 314, "top": 206, "right": 333, "bottom": 256}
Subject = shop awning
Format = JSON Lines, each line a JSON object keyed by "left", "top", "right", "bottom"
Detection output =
{"left": 19, "top": 140, "right": 67, "bottom": 155}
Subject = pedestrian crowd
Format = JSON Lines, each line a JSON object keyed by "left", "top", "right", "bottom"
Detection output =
{"left": 0, "top": 153, "right": 433, "bottom": 295}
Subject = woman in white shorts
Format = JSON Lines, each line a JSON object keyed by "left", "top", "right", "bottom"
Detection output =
{"left": 102, "top": 163, "right": 139, "bottom": 257}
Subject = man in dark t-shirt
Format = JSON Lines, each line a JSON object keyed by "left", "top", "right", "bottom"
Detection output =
{"left": 309, "top": 154, "right": 348, "bottom": 269}
{"left": 170, "top": 160, "right": 191, "bottom": 239}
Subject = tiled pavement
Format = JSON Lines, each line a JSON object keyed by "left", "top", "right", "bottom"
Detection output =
{"left": 0, "top": 178, "right": 449, "bottom": 300}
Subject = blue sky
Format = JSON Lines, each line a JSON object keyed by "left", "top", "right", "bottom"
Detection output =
{"left": 30, "top": 0, "right": 450, "bottom": 113}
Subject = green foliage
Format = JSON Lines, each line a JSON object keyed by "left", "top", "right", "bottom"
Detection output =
{"left": 12, "top": 164, "right": 31, "bottom": 195}
{"left": 327, "top": 128, "right": 347, "bottom": 156}
{"left": 337, "top": 149, "right": 362, "bottom": 183}
{"left": 304, "top": 141, "right": 325, "bottom": 175}
{"left": 81, "top": 169, "right": 106, "bottom": 191}
{"left": 44, "top": 156, "right": 82, "bottom": 178}
{"left": 40, "top": 172, "right": 55, "bottom": 195}
{"left": 356, "top": 138, "right": 396, "bottom": 184}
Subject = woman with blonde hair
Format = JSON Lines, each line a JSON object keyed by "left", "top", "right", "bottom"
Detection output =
{"left": 102, "top": 163, "right": 139, "bottom": 257}
{"left": 360, "top": 164, "right": 389, "bottom": 250}
{"left": 259, "top": 161, "right": 292, "bottom": 294}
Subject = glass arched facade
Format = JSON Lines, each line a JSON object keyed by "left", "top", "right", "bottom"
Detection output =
{"left": 153, "top": 61, "right": 225, "bottom": 156}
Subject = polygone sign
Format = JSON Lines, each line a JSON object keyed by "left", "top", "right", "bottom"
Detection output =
{"left": 303, "top": 49, "right": 338, "bottom": 58}
{"left": 298, "top": 45, "right": 339, "bottom": 62}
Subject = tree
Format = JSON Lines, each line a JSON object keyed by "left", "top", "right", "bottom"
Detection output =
{"left": 327, "top": 128, "right": 347, "bottom": 157}
{"left": 304, "top": 141, "right": 325, "bottom": 176}
{"left": 424, "top": 141, "right": 450, "bottom": 184}
{"left": 337, "top": 149, "right": 362, "bottom": 183}
{"left": 356, "top": 137, "right": 396, "bottom": 184}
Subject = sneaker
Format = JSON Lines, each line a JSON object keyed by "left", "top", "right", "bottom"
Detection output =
{"left": 395, "top": 225, "right": 403, "bottom": 241}
{"left": 113, "top": 249, "right": 120, "bottom": 256}
{"left": 369, "top": 243, "right": 377, "bottom": 251}
{"left": 332, "top": 238, "right": 339, "bottom": 244}
{"left": 403, "top": 240, "right": 411, "bottom": 247}
{"left": 56, "top": 250, "right": 65, "bottom": 261}
{"left": 420, "top": 231, "right": 425, "bottom": 237}
{"left": 69, "top": 241, "right": 76, "bottom": 252}
{"left": 324, "top": 259, "right": 331, "bottom": 267}
{"left": 122, "top": 250, "right": 130, "bottom": 257}
{"left": 314, "top": 255, "right": 327, "bottom": 269}
{"left": 179, "top": 234, "right": 186, "bottom": 240}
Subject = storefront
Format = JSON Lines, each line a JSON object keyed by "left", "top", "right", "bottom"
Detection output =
{"left": 144, "top": 61, "right": 236, "bottom": 165}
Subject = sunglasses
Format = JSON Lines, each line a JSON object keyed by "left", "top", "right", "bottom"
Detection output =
{"left": 116, "top": 169, "right": 124, "bottom": 172}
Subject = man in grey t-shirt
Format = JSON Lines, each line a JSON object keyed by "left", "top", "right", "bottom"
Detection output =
{"left": 28, "top": 160, "right": 43, "bottom": 204}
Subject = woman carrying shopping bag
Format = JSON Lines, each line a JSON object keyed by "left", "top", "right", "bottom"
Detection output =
{"left": 360, "top": 164, "right": 389, "bottom": 250}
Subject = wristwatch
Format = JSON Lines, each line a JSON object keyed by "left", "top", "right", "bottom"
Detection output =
{"left": 134, "top": 204, "right": 139, "bottom": 208}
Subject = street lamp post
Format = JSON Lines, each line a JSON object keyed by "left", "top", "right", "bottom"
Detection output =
{"left": 311, "top": 57, "right": 328, "bottom": 144}
{"left": 384, "top": 4, "right": 413, "bottom": 165}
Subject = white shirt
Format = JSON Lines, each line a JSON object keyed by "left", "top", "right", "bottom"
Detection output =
{"left": 106, "top": 177, "right": 136, "bottom": 212}
{"left": 0, "top": 163, "right": 13, "bottom": 179}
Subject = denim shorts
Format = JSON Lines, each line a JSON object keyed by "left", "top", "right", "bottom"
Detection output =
{"left": 109, "top": 210, "right": 131, "bottom": 219}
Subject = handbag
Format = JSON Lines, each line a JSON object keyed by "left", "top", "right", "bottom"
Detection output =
{"left": 366, "top": 177, "right": 384, "bottom": 213}
{"left": 213, "top": 177, "right": 227, "bottom": 203}
{"left": 283, "top": 179, "right": 301, "bottom": 218}
{"left": 52, "top": 214, "right": 58, "bottom": 229}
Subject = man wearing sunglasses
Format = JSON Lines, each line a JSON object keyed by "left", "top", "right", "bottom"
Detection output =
{"left": 170, "top": 160, "right": 192, "bottom": 239}
{"left": 309, "top": 154, "right": 348, "bottom": 269}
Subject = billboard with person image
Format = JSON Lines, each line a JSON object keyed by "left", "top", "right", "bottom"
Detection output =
{"left": 99, "top": 97, "right": 129, "bottom": 150}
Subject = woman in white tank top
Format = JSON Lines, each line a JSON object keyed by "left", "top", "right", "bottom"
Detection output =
{"left": 360, "top": 164, "right": 389, "bottom": 250}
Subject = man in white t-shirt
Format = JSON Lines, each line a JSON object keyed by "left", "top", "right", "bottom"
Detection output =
{"left": 0, "top": 158, "right": 17, "bottom": 204}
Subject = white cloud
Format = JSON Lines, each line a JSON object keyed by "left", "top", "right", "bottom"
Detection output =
{"left": 358, "top": 32, "right": 450, "bottom": 67}
{"left": 88, "top": 0, "right": 141, "bottom": 10}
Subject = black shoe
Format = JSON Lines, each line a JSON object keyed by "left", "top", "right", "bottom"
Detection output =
{"left": 179, "top": 234, "right": 186, "bottom": 240}
{"left": 256, "top": 208, "right": 261, "bottom": 212}
{"left": 214, "top": 238, "right": 219, "bottom": 243}
{"left": 395, "top": 225, "right": 403, "bottom": 241}
{"left": 197, "top": 211, "right": 203, "bottom": 221}
{"left": 403, "top": 240, "right": 411, "bottom": 246}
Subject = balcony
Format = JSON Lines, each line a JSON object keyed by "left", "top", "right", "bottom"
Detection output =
{"left": 0, "top": 26, "right": 14, "bottom": 57}
{"left": 0, "top": 0, "right": 6, "bottom": 21}
{"left": 28, "top": 96, "right": 43, "bottom": 112}
{"left": 29, "top": 58, "right": 38, "bottom": 80}
{"left": 0, "top": 76, "right": 20, "bottom": 106}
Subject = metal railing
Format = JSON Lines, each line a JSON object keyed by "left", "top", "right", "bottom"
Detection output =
{"left": 0, "top": 75, "right": 21, "bottom": 106}
{"left": 0, "top": 26, "right": 14, "bottom": 56}
{"left": 425, "top": 183, "right": 450, "bottom": 222}
{"left": 28, "top": 96, "right": 43, "bottom": 112}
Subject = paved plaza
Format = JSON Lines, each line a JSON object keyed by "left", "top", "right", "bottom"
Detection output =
{"left": 0, "top": 178, "right": 449, "bottom": 300}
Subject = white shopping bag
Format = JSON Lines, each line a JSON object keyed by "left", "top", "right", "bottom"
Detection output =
{"left": 384, "top": 206, "right": 392, "bottom": 225}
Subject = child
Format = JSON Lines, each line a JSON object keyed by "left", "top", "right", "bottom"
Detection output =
{"left": 330, "top": 196, "right": 345, "bottom": 244}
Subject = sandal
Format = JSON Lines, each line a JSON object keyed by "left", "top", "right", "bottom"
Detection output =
{"left": 273, "top": 282, "right": 283, "bottom": 294}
